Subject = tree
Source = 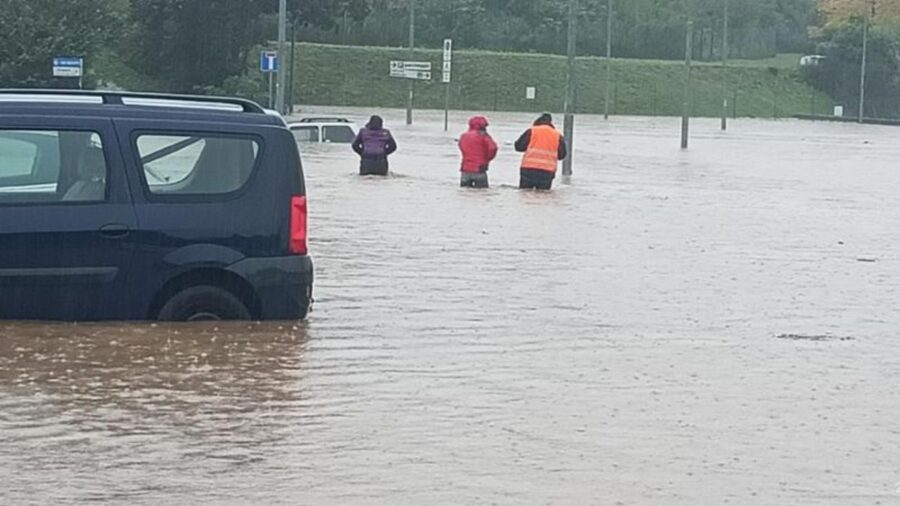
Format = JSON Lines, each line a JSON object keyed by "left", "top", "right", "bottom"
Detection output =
{"left": 808, "top": 16, "right": 900, "bottom": 115}
{"left": 126, "top": 0, "right": 273, "bottom": 93}
{"left": 0, "top": 0, "right": 128, "bottom": 87}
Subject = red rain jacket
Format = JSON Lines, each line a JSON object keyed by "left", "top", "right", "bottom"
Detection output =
{"left": 458, "top": 116, "right": 498, "bottom": 173}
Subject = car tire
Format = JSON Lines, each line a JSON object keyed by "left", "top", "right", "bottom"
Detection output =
{"left": 157, "top": 285, "right": 251, "bottom": 321}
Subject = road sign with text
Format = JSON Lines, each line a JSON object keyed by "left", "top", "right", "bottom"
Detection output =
{"left": 52, "top": 57, "right": 83, "bottom": 78}
{"left": 390, "top": 61, "right": 432, "bottom": 80}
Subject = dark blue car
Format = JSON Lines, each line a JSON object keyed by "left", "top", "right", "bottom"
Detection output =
{"left": 0, "top": 90, "right": 312, "bottom": 321}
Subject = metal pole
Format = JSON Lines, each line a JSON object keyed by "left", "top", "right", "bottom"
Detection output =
{"left": 406, "top": 0, "right": 415, "bottom": 125}
{"left": 721, "top": 0, "right": 728, "bottom": 131}
{"left": 562, "top": 0, "right": 576, "bottom": 177}
{"left": 275, "top": 0, "right": 287, "bottom": 114}
{"left": 604, "top": 0, "right": 613, "bottom": 120}
{"left": 268, "top": 71, "right": 274, "bottom": 109}
{"left": 289, "top": 20, "right": 296, "bottom": 115}
{"left": 858, "top": 11, "right": 870, "bottom": 123}
{"left": 444, "top": 84, "right": 450, "bottom": 132}
{"left": 681, "top": 21, "right": 693, "bottom": 150}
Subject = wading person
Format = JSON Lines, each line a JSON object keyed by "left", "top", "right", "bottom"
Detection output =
{"left": 514, "top": 113, "right": 567, "bottom": 190}
{"left": 352, "top": 115, "right": 397, "bottom": 176}
{"left": 458, "top": 116, "right": 498, "bottom": 188}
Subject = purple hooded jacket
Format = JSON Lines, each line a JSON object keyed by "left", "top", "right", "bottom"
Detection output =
{"left": 352, "top": 115, "right": 397, "bottom": 158}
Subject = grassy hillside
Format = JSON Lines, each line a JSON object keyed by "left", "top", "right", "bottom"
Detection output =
{"left": 288, "top": 43, "right": 833, "bottom": 118}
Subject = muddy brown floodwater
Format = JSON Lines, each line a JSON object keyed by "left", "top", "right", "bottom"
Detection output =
{"left": 2, "top": 108, "right": 899, "bottom": 505}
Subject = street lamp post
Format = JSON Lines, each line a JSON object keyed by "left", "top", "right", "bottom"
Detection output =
{"left": 406, "top": 0, "right": 415, "bottom": 125}
{"left": 604, "top": 0, "right": 613, "bottom": 120}
{"left": 275, "top": 0, "right": 287, "bottom": 114}
{"left": 858, "top": 1, "right": 874, "bottom": 123}
{"left": 562, "top": 0, "right": 576, "bottom": 177}
{"left": 721, "top": 0, "right": 728, "bottom": 131}
{"left": 681, "top": 21, "right": 693, "bottom": 149}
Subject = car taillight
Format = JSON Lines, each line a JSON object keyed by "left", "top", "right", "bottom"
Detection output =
{"left": 290, "top": 195, "right": 308, "bottom": 255}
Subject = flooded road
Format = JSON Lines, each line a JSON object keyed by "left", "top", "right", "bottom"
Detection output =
{"left": 2, "top": 109, "right": 900, "bottom": 504}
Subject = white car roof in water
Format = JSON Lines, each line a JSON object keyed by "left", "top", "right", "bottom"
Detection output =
{"left": 288, "top": 121, "right": 357, "bottom": 129}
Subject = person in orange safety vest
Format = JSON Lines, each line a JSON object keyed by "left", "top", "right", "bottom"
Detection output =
{"left": 514, "top": 113, "right": 568, "bottom": 190}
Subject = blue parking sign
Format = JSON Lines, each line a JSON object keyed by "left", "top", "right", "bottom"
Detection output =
{"left": 260, "top": 51, "right": 279, "bottom": 73}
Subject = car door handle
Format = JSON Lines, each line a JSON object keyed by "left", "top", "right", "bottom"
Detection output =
{"left": 99, "top": 223, "right": 130, "bottom": 239}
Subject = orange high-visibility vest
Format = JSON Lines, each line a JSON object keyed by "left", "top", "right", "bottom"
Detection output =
{"left": 521, "top": 125, "right": 561, "bottom": 173}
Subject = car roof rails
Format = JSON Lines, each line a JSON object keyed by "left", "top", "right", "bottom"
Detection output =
{"left": 297, "top": 117, "right": 350, "bottom": 123}
{"left": 0, "top": 89, "right": 266, "bottom": 114}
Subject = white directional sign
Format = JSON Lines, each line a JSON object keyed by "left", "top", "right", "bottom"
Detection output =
{"left": 442, "top": 39, "right": 453, "bottom": 83}
{"left": 390, "top": 61, "right": 432, "bottom": 80}
{"left": 52, "top": 57, "right": 83, "bottom": 77}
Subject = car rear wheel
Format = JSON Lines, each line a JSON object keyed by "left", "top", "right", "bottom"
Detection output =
{"left": 157, "top": 285, "right": 251, "bottom": 321}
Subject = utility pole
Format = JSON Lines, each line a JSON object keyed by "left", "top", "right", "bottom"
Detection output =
{"left": 721, "top": 0, "right": 728, "bottom": 131}
{"left": 289, "top": 19, "right": 296, "bottom": 115}
{"left": 604, "top": 0, "right": 613, "bottom": 120}
{"left": 562, "top": 0, "right": 577, "bottom": 177}
{"left": 407, "top": 0, "right": 415, "bottom": 125}
{"left": 275, "top": 0, "right": 287, "bottom": 114}
{"left": 858, "top": 0, "right": 873, "bottom": 123}
{"left": 681, "top": 21, "right": 693, "bottom": 149}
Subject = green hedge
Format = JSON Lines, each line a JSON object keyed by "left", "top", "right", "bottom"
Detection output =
{"left": 287, "top": 43, "right": 833, "bottom": 118}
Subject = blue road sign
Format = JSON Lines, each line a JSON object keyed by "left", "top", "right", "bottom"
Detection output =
{"left": 260, "top": 51, "right": 279, "bottom": 73}
{"left": 52, "top": 57, "right": 83, "bottom": 77}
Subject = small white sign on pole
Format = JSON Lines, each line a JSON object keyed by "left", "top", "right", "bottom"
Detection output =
{"left": 526, "top": 86, "right": 536, "bottom": 100}
{"left": 833, "top": 105, "right": 844, "bottom": 117}
{"left": 442, "top": 39, "right": 453, "bottom": 84}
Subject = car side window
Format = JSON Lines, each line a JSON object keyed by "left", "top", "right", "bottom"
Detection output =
{"left": 0, "top": 130, "right": 107, "bottom": 204}
{"left": 292, "top": 126, "right": 319, "bottom": 143}
{"left": 136, "top": 133, "right": 260, "bottom": 196}
{"left": 323, "top": 126, "right": 356, "bottom": 143}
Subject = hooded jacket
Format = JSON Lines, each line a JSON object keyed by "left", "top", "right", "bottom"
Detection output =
{"left": 352, "top": 116, "right": 397, "bottom": 158}
{"left": 458, "top": 116, "right": 499, "bottom": 173}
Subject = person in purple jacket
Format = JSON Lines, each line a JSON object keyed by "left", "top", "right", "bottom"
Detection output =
{"left": 351, "top": 115, "right": 398, "bottom": 176}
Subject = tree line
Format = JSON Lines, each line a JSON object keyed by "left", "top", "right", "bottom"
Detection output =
{"left": 807, "top": 0, "right": 900, "bottom": 117}
{"left": 2, "top": 0, "right": 898, "bottom": 118}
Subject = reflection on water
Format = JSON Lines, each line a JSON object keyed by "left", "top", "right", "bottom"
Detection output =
{"left": 3, "top": 109, "right": 900, "bottom": 504}
{"left": 0, "top": 323, "right": 308, "bottom": 503}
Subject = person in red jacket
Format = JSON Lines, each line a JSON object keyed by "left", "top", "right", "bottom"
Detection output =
{"left": 458, "top": 116, "right": 498, "bottom": 188}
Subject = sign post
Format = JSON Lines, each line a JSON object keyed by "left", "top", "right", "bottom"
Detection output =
{"left": 260, "top": 50, "right": 279, "bottom": 109}
{"left": 443, "top": 39, "right": 452, "bottom": 132}
{"left": 52, "top": 57, "right": 84, "bottom": 89}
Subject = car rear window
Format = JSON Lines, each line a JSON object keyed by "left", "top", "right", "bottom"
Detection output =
{"left": 323, "top": 125, "right": 355, "bottom": 143}
{"left": 0, "top": 130, "right": 106, "bottom": 204}
{"left": 136, "top": 134, "right": 259, "bottom": 196}
{"left": 291, "top": 126, "right": 319, "bottom": 143}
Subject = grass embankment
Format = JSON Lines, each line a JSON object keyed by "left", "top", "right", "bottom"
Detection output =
{"left": 289, "top": 43, "right": 833, "bottom": 118}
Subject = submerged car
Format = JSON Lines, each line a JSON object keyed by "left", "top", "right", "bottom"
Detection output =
{"left": 0, "top": 90, "right": 313, "bottom": 321}
{"left": 289, "top": 118, "right": 357, "bottom": 144}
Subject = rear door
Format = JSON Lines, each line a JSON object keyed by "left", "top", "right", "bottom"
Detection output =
{"left": 113, "top": 118, "right": 288, "bottom": 315}
{"left": 0, "top": 116, "right": 137, "bottom": 320}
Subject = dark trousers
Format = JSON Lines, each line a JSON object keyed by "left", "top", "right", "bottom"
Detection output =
{"left": 519, "top": 168, "right": 555, "bottom": 190}
{"left": 460, "top": 172, "right": 489, "bottom": 188}
{"left": 360, "top": 155, "right": 389, "bottom": 176}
